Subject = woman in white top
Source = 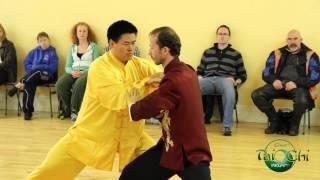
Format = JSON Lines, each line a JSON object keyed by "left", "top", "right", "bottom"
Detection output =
{"left": 56, "top": 22, "right": 100, "bottom": 121}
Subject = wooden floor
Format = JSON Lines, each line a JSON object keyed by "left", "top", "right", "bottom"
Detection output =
{"left": 0, "top": 111, "right": 319, "bottom": 180}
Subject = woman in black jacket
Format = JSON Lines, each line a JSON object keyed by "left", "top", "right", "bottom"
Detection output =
{"left": 0, "top": 23, "right": 17, "bottom": 84}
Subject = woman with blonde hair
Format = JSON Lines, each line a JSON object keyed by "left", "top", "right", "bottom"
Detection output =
{"left": 0, "top": 23, "right": 17, "bottom": 85}
{"left": 56, "top": 22, "right": 100, "bottom": 121}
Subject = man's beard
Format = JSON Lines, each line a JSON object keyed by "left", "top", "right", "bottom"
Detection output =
{"left": 288, "top": 44, "right": 299, "bottom": 52}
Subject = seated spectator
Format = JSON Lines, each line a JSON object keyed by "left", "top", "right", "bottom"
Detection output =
{"left": 8, "top": 32, "right": 58, "bottom": 120}
{"left": 0, "top": 23, "right": 17, "bottom": 85}
{"left": 251, "top": 30, "right": 320, "bottom": 136}
{"left": 56, "top": 22, "right": 100, "bottom": 121}
{"left": 197, "top": 25, "right": 247, "bottom": 136}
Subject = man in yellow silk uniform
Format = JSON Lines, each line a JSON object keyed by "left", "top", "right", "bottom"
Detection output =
{"left": 28, "top": 20, "right": 161, "bottom": 180}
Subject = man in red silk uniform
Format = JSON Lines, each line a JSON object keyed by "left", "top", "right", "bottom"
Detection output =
{"left": 120, "top": 27, "right": 212, "bottom": 180}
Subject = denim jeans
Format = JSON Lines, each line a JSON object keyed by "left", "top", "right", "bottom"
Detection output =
{"left": 199, "top": 76, "right": 235, "bottom": 128}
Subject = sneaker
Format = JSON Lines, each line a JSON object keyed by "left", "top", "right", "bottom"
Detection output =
{"left": 71, "top": 112, "right": 78, "bottom": 122}
{"left": 8, "top": 86, "right": 18, "bottom": 97}
{"left": 24, "top": 112, "right": 32, "bottom": 120}
{"left": 58, "top": 110, "right": 65, "bottom": 120}
{"left": 223, "top": 127, "right": 232, "bottom": 136}
{"left": 58, "top": 110, "right": 70, "bottom": 120}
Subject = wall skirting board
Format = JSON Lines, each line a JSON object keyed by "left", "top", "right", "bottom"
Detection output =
{"left": 1, "top": 91, "right": 319, "bottom": 126}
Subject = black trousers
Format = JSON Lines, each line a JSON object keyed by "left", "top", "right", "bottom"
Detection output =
{"left": 119, "top": 142, "right": 211, "bottom": 180}
{"left": 251, "top": 84, "right": 309, "bottom": 123}
{"left": 0, "top": 69, "right": 8, "bottom": 85}
{"left": 21, "top": 70, "right": 51, "bottom": 113}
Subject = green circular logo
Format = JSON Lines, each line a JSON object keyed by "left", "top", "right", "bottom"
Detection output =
{"left": 263, "top": 139, "right": 296, "bottom": 172}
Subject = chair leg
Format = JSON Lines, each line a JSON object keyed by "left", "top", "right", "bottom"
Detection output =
{"left": 5, "top": 85, "right": 8, "bottom": 116}
{"left": 203, "top": 95, "right": 214, "bottom": 123}
{"left": 17, "top": 91, "right": 22, "bottom": 116}
{"left": 49, "top": 87, "right": 53, "bottom": 118}
{"left": 302, "top": 111, "right": 306, "bottom": 135}
{"left": 217, "top": 96, "right": 224, "bottom": 122}
{"left": 235, "top": 106, "right": 239, "bottom": 123}
{"left": 308, "top": 110, "right": 311, "bottom": 129}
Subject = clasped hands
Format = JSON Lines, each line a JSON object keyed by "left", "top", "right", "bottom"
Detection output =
{"left": 273, "top": 80, "right": 297, "bottom": 91}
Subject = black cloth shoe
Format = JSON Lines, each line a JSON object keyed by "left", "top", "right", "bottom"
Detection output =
{"left": 24, "top": 112, "right": 32, "bottom": 120}
{"left": 288, "top": 126, "right": 299, "bottom": 136}
{"left": 8, "top": 86, "right": 18, "bottom": 97}
{"left": 223, "top": 127, "right": 232, "bottom": 136}
{"left": 265, "top": 123, "right": 278, "bottom": 134}
{"left": 288, "top": 119, "right": 300, "bottom": 136}
{"left": 265, "top": 118, "right": 279, "bottom": 134}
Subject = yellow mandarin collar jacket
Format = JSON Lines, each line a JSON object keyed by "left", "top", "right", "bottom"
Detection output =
{"left": 67, "top": 52, "right": 162, "bottom": 171}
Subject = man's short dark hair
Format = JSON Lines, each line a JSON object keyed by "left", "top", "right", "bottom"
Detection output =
{"left": 37, "top": 32, "right": 49, "bottom": 40}
{"left": 107, "top": 20, "right": 138, "bottom": 42}
{"left": 216, "top": 25, "right": 231, "bottom": 36}
{"left": 150, "top": 26, "right": 181, "bottom": 56}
